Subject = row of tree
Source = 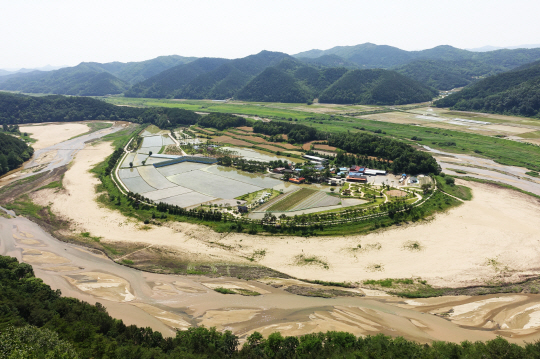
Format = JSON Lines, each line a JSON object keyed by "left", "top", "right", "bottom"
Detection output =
{"left": 0, "top": 92, "right": 199, "bottom": 129}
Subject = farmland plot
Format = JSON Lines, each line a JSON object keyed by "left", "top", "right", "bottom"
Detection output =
{"left": 137, "top": 166, "right": 176, "bottom": 190}
{"left": 167, "top": 171, "right": 263, "bottom": 198}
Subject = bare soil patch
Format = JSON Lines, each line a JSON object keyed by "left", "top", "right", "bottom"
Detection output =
{"left": 212, "top": 136, "right": 253, "bottom": 147}
{"left": 387, "top": 190, "right": 408, "bottom": 197}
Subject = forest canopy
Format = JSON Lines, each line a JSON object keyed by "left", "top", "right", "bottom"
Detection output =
{"left": 0, "top": 92, "right": 199, "bottom": 129}
{"left": 0, "top": 132, "right": 34, "bottom": 175}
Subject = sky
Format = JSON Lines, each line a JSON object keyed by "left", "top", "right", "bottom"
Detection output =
{"left": 1, "top": 0, "right": 540, "bottom": 69}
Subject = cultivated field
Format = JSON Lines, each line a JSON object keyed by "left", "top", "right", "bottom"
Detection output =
{"left": 268, "top": 188, "right": 317, "bottom": 211}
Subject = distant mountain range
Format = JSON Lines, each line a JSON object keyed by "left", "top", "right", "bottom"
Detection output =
{"left": 0, "top": 65, "right": 66, "bottom": 76}
{"left": 0, "top": 55, "right": 195, "bottom": 96}
{"left": 466, "top": 44, "right": 540, "bottom": 52}
{"left": 2, "top": 43, "right": 540, "bottom": 106}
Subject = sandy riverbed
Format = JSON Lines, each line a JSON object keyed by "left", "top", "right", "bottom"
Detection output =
{"left": 6, "top": 217, "right": 540, "bottom": 344}
{"left": 31, "top": 140, "right": 540, "bottom": 288}
{"left": 20, "top": 122, "right": 90, "bottom": 150}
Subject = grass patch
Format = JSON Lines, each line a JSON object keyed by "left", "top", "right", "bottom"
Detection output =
{"left": 403, "top": 240, "right": 423, "bottom": 251}
{"left": 100, "top": 124, "right": 141, "bottom": 148}
{"left": 214, "top": 287, "right": 236, "bottom": 294}
{"left": 448, "top": 168, "right": 468, "bottom": 174}
{"left": 37, "top": 176, "right": 64, "bottom": 191}
{"left": 3, "top": 195, "right": 44, "bottom": 218}
{"left": 435, "top": 175, "right": 473, "bottom": 200}
{"left": 121, "top": 259, "right": 134, "bottom": 265}
{"left": 294, "top": 254, "right": 329, "bottom": 269}
{"left": 364, "top": 278, "right": 414, "bottom": 288}
{"left": 246, "top": 249, "right": 266, "bottom": 262}
{"left": 235, "top": 289, "right": 261, "bottom": 296}
{"left": 302, "top": 279, "right": 355, "bottom": 288}
{"left": 526, "top": 171, "right": 539, "bottom": 177}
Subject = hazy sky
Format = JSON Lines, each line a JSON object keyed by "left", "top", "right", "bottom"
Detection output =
{"left": 2, "top": 0, "right": 540, "bottom": 69}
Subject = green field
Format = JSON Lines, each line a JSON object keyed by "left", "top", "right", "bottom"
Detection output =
{"left": 435, "top": 175, "right": 473, "bottom": 201}
{"left": 102, "top": 97, "right": 540, "bottom": 171}
{"left": 268, "top": 188, "right": 317, "bottom": 211}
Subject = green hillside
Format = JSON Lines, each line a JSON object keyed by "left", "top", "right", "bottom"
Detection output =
{"left": 434, "top": 60, "right": 540, "bottom": 117}
{"left": 236, "top": 58, "right": 350, "bottom": 103}
{"left": 125, "top": 57, "right": 229, "bottom": 98}
{"left": 0, "top": 64, "right": 128, "bottom": 96}
{"left": 394, "top": 59, "right": 506, "bottom": 90}
{"left": 319, "top": 69, "right": 437, "bottom": 105}
{"left": 236, "top": 67, "right": 312, "bottom": 103}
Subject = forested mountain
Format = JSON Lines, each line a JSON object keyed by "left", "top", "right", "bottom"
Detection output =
{"left": 125, "top": 57, "right": 229, "bottom": 98}
{"left": 434, "top": 60, "right": 540, "bottom": 117}
{"left": 319, "top": 69, "right": 437, "bottom": 105}
{"left": 394, "top": 59, "right": 506, "bottom": 90}
{"left": 0, "top": 55, "right": 195, "bottom": 96}
{"left": 174, "top": 51, "right": 291, "bottom": 100}
{"left": 236, "top": 58, "right": 349, "bottom": 103}
{"left": 295, "top": 54, "right": 358, "bottom": 68}
{"left": 237, "top": 67, "right": 312, "bottom": 103}
{"left": 0, "top": 92, "right": 199, "bottom": 129}
{"left": 4, "top": 44, "right": 540, "bottom": 103}
{"left": 294, "top": 43, "right": 540, "bottom": 70}
{"left": 90, "top": 55, "right": 196, "bottom": 84}
{"left": 0, "top": 132, "right": 34, "bottom": 175}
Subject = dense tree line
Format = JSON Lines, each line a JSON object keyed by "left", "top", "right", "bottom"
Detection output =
{"left": 328, "top": 132, "right": 440, "bottom": 175}
{"left": 197, "top": 113, "right": 246, "bottom": 130}
{"left": 0, "top": 92, "right": 199, "bottom": 129}
{"left": 318, "top": 69, "right": 437, "bottom": 105}
{"left": 2, "top": 255, "right": 540, "bottom": 358}
{"left": 0, "top": 132, "right": 34, "bottom": 175}
{"left": 435, "top": 60, "right": 540, "bottom": 117}
{"left": 252, "top": 121, "right": 320, "bottom": 143}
